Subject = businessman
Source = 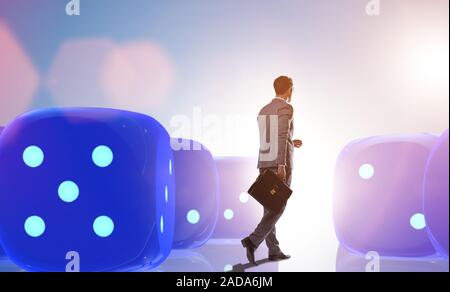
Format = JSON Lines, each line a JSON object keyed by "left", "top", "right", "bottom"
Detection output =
{"left": 241, "top": 76, "right": 302, "bottom": 265}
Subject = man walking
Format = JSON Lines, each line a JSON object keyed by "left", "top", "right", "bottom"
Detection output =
{"left": 241, "top": 76, "right": 302, "bottom": 265}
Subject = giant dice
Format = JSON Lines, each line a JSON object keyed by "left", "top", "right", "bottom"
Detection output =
{"left": 333, "top": 134, "right": 437, "bottom": 257}
{"left": 171, "top": 138, "right": 219, "bottom": 249}
{"left": 0, "top": 108, "right": 175, "bottom": 271}
{"left": 212, "top": 157, "right": 262, "bottom": 238}
{"left": 424, "top": 129, "right": 449, "bottom": 258}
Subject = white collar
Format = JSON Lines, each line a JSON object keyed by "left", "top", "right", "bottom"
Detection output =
{"left": 274, "top": 96, "right": 288, "bottom": 103}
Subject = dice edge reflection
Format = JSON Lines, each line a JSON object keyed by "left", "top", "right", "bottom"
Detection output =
{"left": 423, "top": 129, "right": 449, "bottom": 259}
{"left": 336, "top": 244, "right": 449, "bottom": 272}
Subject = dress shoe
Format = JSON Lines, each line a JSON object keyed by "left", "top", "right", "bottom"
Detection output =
{"left": 268, "top": 253, "right": 291, "bottom": 261}
{"left": 241, "top": 238, "right": 257, "bottom": 265}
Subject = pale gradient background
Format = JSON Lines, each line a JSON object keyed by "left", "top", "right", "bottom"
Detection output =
{"left": 0, "top": 0, "right": 448, "bottom": 271}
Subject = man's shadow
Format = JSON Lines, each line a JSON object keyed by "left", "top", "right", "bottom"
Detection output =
{"left": 230, "top": 258, "right": 275, "bottom": 272}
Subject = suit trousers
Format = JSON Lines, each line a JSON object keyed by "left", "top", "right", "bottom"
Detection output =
{"left": 249, "top": 167, "right": 292, "bottom": 256}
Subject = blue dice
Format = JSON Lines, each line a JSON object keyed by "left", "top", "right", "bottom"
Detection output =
{"left": 0, "top": 108, "right": 175, "bottom": 271}
{"left": 424, "top": 129, "right": 449, "bottom": 258}
{"left": 171, "top": 139, "right": 219, "bottom": 249}
{"left": 333, "top": 134, "right": 437, "bottom": 257}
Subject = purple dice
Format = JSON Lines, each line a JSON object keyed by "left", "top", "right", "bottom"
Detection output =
{"left": 212, "top": 157, "right": 262, "bottom": 238}
{"left": 333, "top": 134, "right": 437, "bottom": 257}
{"left": 423, "top": 129, "right": 449, "bottom": 258}
{"left": 171, "top": 139, "right": 219, "bottom": 249}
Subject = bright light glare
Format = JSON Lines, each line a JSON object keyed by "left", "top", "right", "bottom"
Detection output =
{"left": 409, "top": 41, "right": 449, "bottom": 91}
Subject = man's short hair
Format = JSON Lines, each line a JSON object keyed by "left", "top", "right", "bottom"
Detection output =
{"left": 274, "top": 76, "right": 293, "bottom": 96}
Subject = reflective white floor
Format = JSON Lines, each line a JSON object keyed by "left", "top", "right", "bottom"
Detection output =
{"left": 336, "top": 245, "right": 449, "bottom": 272}
{"left": 1, "top": 239, "right": 448, "bottom": 272}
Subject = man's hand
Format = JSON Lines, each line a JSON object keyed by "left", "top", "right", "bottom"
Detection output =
{"left": 293, "top": 139, "right": 303, "bottom": 148}
{"left": 277, "top": 165, "right": 286, "bottom": 182}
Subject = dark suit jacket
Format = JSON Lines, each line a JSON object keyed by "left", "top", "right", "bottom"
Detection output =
{"left": 257, "top": 98, "right": 294, "bottom": 170}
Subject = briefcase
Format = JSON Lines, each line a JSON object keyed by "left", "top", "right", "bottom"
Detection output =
{"left": 247, "top": 169, "right": 293, "bottom": 213}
